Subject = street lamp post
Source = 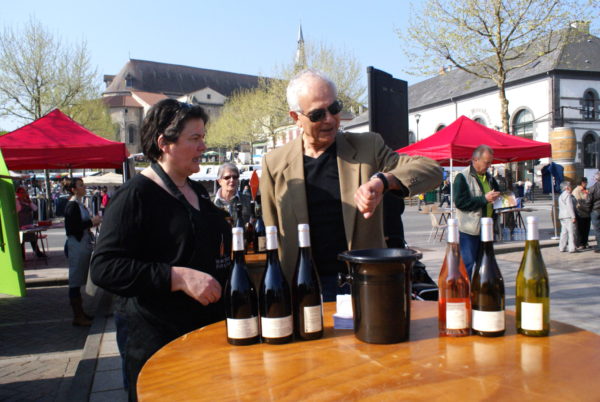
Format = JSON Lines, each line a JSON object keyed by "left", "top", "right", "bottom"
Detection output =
{"left": 415, "top": 114, "right": 421, "bottom": 142}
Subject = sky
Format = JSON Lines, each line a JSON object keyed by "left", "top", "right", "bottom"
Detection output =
{"left": 0, "top": 0, "right": 426, "bottom": 131}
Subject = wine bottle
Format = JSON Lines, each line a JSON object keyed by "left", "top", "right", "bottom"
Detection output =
{"left": 438, "top": 218, "right": 471, "bottom": 337}
{"left": 234, "top": 203, "right": 244, "bottom": 228}
{"left": 224, "top": 227, "right": 259, "bottom": 346}
{"left": 471, "top": 217, "right": 505, "bottom": 337}
{"left": 259, "top": 226, "right": 293, "bottom": 344}
{"left": 244, "top": 201, "right": 256, "bottom": 253}
{"left": 516, "top": 216, "right": 550, "bottom": 336}
{"left": 254, "top": 202, "right": 266, "bottom": 253}
{"left": 292, "top": 224, "right": 324, "bottom": 340}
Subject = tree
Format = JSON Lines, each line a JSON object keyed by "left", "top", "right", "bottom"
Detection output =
{"left": 208, "top": 41, "right": 366, "bottom": 151}
{"left": 399, "top": 0, "right": 596, "bottom": 133}
{"left": 0, "top": 18, "right": 113, "bottom": 138}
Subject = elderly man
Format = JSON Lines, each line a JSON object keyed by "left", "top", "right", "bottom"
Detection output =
{"left": 453, "top": 145, "right": 501, "bottom": 277}
{"left": 259, "top": 69, "right": 442, "bottom": 301}
{"left": 585, "top": 171, "right": 600, "bottom": 253}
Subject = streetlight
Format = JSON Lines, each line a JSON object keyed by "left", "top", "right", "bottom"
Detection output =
{"left": 415, "top": 114, "right": 421, "bottom": 142}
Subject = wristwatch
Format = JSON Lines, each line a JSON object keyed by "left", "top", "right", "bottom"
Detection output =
{"left": 370, "top": 172, "right": 389, "bottom": 192}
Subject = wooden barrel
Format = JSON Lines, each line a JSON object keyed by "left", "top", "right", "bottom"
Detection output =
{"left": 549, "top": 127, "right": 576, "bottom": 162}
{"left": 562, "top": 162, "right": 577, "bottom": 184}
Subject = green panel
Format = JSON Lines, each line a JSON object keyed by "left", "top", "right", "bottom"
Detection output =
{"left": 425, "top": 190, "right": 437, "bottom": 203}
{"left": 0, "top": 150, "right": 25, "bottom": 296}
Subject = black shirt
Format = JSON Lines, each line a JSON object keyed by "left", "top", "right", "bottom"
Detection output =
{"left": 303, "top": 143, "right": 348, "bottom": 275}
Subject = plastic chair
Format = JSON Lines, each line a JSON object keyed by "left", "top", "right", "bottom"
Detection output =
{"left": 428, "top": 212, "right": 447, "bottom": 242}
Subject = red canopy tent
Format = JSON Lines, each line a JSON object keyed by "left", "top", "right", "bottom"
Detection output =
{"left": 396, "top": 115, "right": 551, "bottom": 166}
{"left": 0, "top": 109, "right": 128, "bottom": 170}
{"left": 396, "top": 115, "right": 552, "bottom": 214}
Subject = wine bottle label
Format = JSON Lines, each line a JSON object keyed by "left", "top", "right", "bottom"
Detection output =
{"left": 258, "top": 236, "right": 266, "bottom": 252}
{"left": 298, "top": 224, "right": 311, "bottom": 247}
{"left": 520, "top": 302, "right": 544, "bottom": 331}
{"left": 232, "top": 232, "right": 244, "bottom": 251}
{"left": 227, "top": 317, "right": 259, "bottom": 339}
{"left": 472, "top": 309, "right": 505, "bottom": 332}
{"left": 261, "top": 316, "right": 293, "bottom": 338}
{"left": 266, "top": 226, "right": 278, "bottom": 250}
{"left": 446, "top": 302, "right": 468, "bottom": 329}
{"left": 303, "top": 305, "right": 323, "bottom": 333}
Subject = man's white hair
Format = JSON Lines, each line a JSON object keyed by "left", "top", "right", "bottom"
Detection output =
{"left": 286, "top": 69, "right": 337, "bottom": 113}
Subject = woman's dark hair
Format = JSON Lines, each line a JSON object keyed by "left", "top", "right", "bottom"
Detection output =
{"left": 140, "top": 99, "right": 209, "bottom": 162}
{"left": 579, "top": 177, "right": 588, "bottom": 185}
{"left": 63, "top": 177, "right": 83, "bottom": 195}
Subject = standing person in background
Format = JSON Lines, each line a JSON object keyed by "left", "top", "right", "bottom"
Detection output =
{"left": 260, "top": 69, "right": 442, "bottom": 301}
{"left": 558, "top": 181, "right": 577, "bottom": 253}
{"left": 15, "top": 186, "right": 45, "bottom": 258}
{"left": 572, "top": 177, "right": 590, "bottom": 249}
{"left": 453, "top": 145, "right": 501, "bottom": 277}
{"left": 213, "top": 163, "right": 252, "bottom": 225}
{"left": 524, "top": 178, "right": 533, "bottom": 202}
{"left": 100, "top": 186, "right": 110, "bottom": 215}
{"left": 64, "top": 178, "right": 102, "bottom": 326}
{"left": 90, "top": 99, "right": 232, "bottom": 400}
{"left": 584, "top": 171, "right": 600, "bottom": 253}
{"left": 439, "top": 179, "right": 451, "bottom": 207}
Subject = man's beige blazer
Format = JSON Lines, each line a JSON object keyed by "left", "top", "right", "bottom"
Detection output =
{"left": 259, "top": 131, "right": 442, "bottom": 280}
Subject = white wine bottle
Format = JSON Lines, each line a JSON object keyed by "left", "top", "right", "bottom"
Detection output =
{"left": 516, "top": 216, "right": 550, "bottom": 336}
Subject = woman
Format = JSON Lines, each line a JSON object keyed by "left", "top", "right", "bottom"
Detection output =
{"left": 15, "top": 186, "right": 45, "bottom": 258}
{"left": 572, "top": 177, "right": 590, "bottom": 249}
{"left": 64, "top": 178, "right": 101, "bottom": 326}
{"left": 213, "top": 163, "right": 251, "bottom": 225}
{"left": 91, "top": 99, "right": 231, "bottom": 401}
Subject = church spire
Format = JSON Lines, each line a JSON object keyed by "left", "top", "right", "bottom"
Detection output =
{"left": 294, "top": 24, "right": 306, "bottom": 72}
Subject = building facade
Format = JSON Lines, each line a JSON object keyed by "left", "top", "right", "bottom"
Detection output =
{"left": 407, "top": 25, "right": 600, "bottom": 182}
{"left": 102, "top": 59, "right": 262, "bottom": 154}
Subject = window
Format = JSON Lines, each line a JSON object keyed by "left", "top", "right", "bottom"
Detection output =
{"left": 582, "top": 90, "right": 597, "bottom": 120}
{"left": 436, "top": 124, "right": 446, "bottom": 132}
{"left": 125, "top": 74, "right": 133, "bottom": 88}
{"left": 128, "top": 125, "right": 136, "bottom": 144}
{"left": 408, "top": 131, "right": 416, "bottom": 145}
{"left": 512, "top": 109, "right": 534, "bottom": 138}
{"left": 474, "top": 117, "right": 486, "bottom": 126}
{"left": 207, "top": 94, "right": 212, "bottom": 100}
{"left": 583, "top": 132, "right": 598, "bottom": 168}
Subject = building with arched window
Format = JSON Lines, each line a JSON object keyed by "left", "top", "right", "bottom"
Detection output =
{"left": 407, "top": 24, "right": 600, "bottom": 180}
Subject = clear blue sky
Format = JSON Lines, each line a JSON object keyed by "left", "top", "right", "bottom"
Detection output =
{"left": 0, "top": 0, "right": 425, "bottom": 130}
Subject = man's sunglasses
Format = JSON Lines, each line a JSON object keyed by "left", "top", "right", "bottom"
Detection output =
{"left": 299, "top": 100, "right": 343, "bottom": 123}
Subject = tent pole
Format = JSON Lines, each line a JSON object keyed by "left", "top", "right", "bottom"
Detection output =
{"left": 450, "top": 158, "right": 454, "bottom": 218}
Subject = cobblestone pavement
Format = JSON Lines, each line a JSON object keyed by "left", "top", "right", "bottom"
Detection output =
{"left": 0, "top": 285, "right": 93, "bottom": 402}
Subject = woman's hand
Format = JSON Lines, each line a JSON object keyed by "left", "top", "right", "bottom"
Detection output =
{"left": 171, "top": 267, "right": 222, "bottom": 306}
{"left": 91, "top": 216, "right": 102, "bottom": 226}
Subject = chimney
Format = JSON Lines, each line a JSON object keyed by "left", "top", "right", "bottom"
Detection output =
{"left": 570, "top": 20, "right": 590, "bottom": 33}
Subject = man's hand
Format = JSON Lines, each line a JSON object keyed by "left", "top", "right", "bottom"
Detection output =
{"left": 354, "top": 178, "right": 385, "bottom": 219}
{"left": 485, "top": 190, "right": 501, "bottom": 203}
{"left": 171, "top": 266, "right": 222, "bottom": 306}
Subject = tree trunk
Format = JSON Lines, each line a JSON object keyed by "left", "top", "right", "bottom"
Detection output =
{"left": 498, "top": 76, "right": 514, "bottom": 189}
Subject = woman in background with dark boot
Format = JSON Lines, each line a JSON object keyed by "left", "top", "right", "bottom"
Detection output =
{"left": 64, "top": 178, "right": 101, "bottom": 326}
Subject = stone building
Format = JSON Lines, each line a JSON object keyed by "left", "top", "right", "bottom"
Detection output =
{"left": 102, "top": 59, "right": 262, "bottom": 154}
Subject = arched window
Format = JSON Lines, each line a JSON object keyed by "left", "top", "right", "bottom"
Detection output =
{"left": 512, "top": 109, "right": 534, "bottom": 138}
{"left": 474, "top": 117, "right": 486, "bottom": 126}
{"left": 582, "top": 90, "right": 597, "bottom": 120}
{"left": 583, "top": 132, "right": 598, "bottom": 168}
{"left": 436, "top": 124, "right": 446, "bottom": 132}
{"left": 128, "top": 125, "right": 136, "bottom": 144}
{"left": 408, "top": 131, "right": 416, "bottom": 145}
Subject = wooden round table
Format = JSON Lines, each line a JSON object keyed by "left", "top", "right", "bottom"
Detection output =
{"left": 138, "top": 302, "right": 600, "bottom": 401}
